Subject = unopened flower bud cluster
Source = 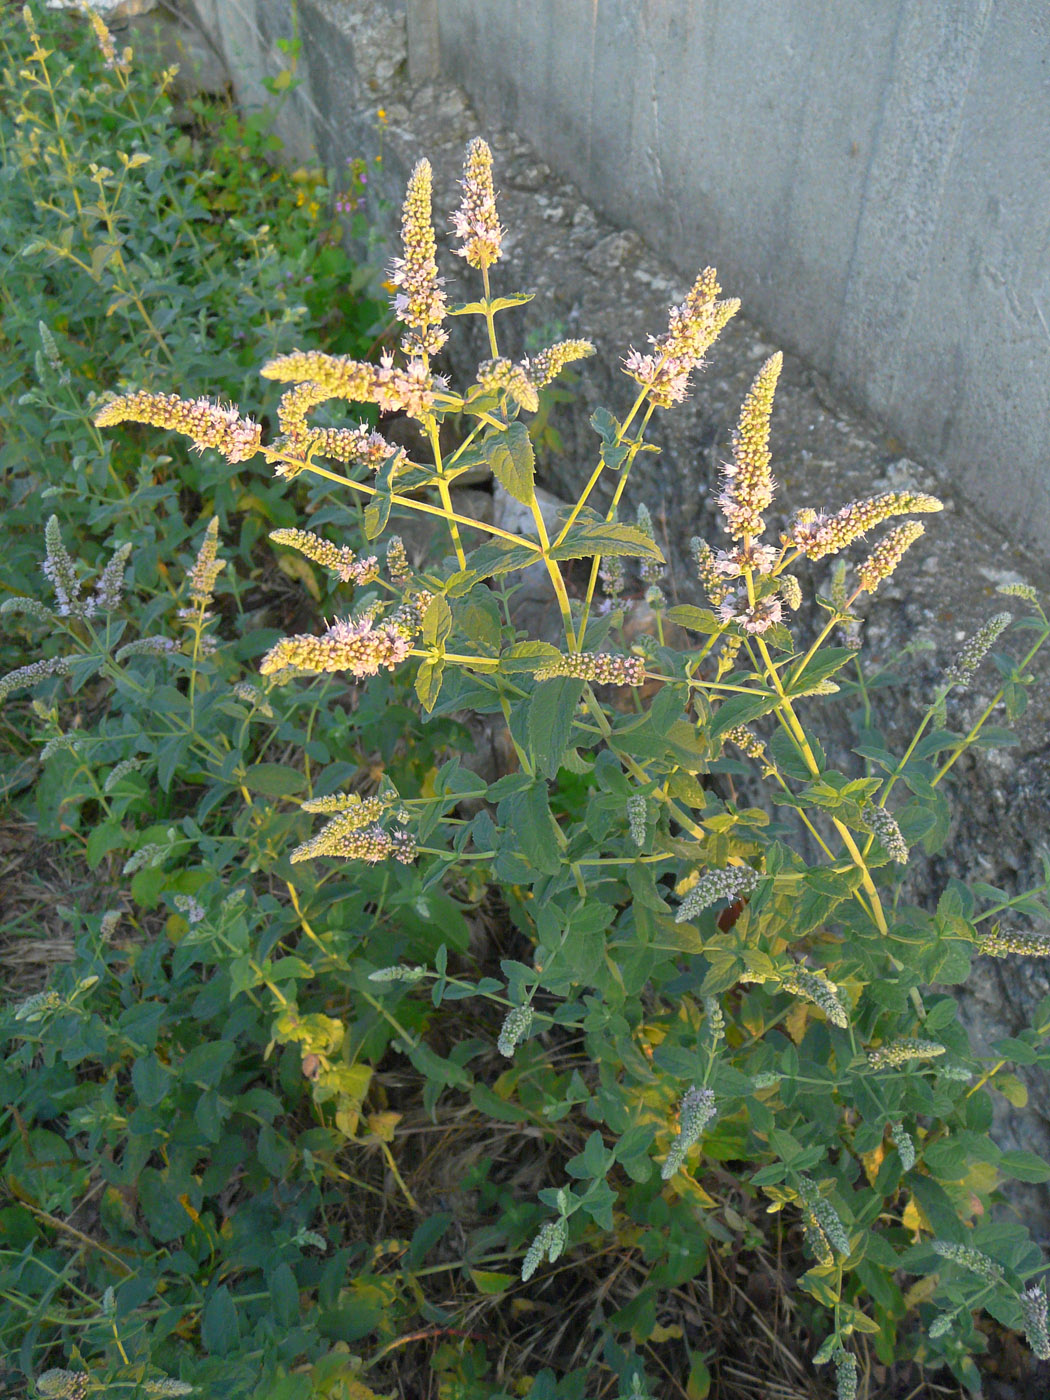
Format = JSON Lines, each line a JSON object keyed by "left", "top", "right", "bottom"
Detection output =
{"left": 497, "top": 1004, "right": 533, "bottom": 1057}
{"left": 661, "top": 1085, "right": 717, "bottom": 1179}
{"left": 867, "top": 1038, "right": 946, "bottom": 1068}
{"left": 534, "top": 651, "right": 645, "bottom": 686}
{"left": 861, "top": 803, "right": 909, "bottom": 863}
{"left": 675, "top": 865, "right": 758, "bottom": 923}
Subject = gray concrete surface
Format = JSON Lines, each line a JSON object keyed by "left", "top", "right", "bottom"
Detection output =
{"left": 432, "top": 0, "right": 1050, "bottom": 557}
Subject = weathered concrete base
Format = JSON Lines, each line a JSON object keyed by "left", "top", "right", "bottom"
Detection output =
{"left": 173, "top": 0, "right": 1050, "bottom": 1225}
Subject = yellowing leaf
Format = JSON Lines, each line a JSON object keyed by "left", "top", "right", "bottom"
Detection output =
{"left": 901, "top": 1196, "right": 927, "bottom": 1236}
{"left": 366, "top": 1111, "right": 401, "bottom": 1143}
{"left": 672, "top": 1175, "right": 718, "bottom": 1209}
{"left": 178, "top": 1193, "right": 199, "bottom": 1223}
{"left": 277, "top": 552, "right": 321, "bottom": 601}
{"left": 996, "top": 1072, "right": 1029, "bottom": 1108}
{"left": 861, "top": 1143, "right": 886, "bottom": 1186}
{"left": 785, "top": 1000, "right": 809, "bottom": 1045}
{"left": 904, "top": 1273, "right": 940, "bottom": 1309}
{"left": 469, "top": 1269, "right": 515, "bottom": 1295}
{"left": 648, "top": 1322, "right": 683, "bottom": 1343}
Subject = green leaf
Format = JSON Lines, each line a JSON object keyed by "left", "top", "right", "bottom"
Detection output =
{"left": 998, "top": 1150, "right": 1050, "bottom": 1183}
{"left": 488, "top": 422, "right": 535, "bottom": 504}
{"left": 421, "top": 594, "right": 453, "bottom": 648}
{"left": 470, "top": 1269, "right": 516, "bottom": 1295}
{"left": 527, "top": 677, "right": 584, "bottom": 778}
{"left": 270, "top": 1262, "right": 300, "bottom": 1327}
{"left": 666, "top": 604, "right": 721, "bottom": 635}
{"left": 710, "top": 690, "right": 779, "bottom": 741}
{"left": 201, "top": 1285, "right": 240, "bottom": 1355}
{"left": 182, "top": 1041, "right": 236, "bottom": 1087}
{"left": 549, "top": 520, "right": 663, "bottom": 562}
{"left": 447, "top": 537, "right": 541, "bottom": 593}
{"left": 786, "top": 647, "right": 856, "bottom": 696}
{"left": 415, "top": 656, "right": 444, "bottom": 713}
{"left": 243, "top": 763, "right": 307, "bottom": 797}
{"left": 132, "top": 1055, "right": 172, "bottom": 1107}
{"left": 500, "top": 780, "right": 561, "bottom": 876}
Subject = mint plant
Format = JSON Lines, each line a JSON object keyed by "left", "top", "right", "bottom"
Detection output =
{"left": 81, "top": 135, "right": 1050, "bottom": 1396}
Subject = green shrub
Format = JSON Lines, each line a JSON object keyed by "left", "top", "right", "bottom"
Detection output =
{"left": 8, "top": 48, "right": 1050, "bottom": 1397}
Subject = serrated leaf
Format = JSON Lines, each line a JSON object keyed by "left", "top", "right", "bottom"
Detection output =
{"left": 786, "top": 647, "right": 855, "bottom": 696}
{"left": 415, "top": 656, "right": 444, "bottom": 713}
{"left": 549, "top": 520, "right": 663, "bottom": 562}
{"left": 421, "top": 593, "right": 452, "bottom": 647}
{"left": 488, "top": 422, "right": 535, "bottom": 504}
{"left": 527, "top": 677, "right": 584, "bottom": 778}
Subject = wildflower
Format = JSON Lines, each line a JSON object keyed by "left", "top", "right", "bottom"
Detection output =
{"left": 92, "top": 540, "right": 132, "bottom": 612}
{"left": 173, "top": 894, "right": 205, "bottom": 925}
{"left": 867, "top": 1038, "right": 946, "bottom": 1068}
{"left": 779, "top": 573, "right": 803, "bottom": 610}
{"left": 95, "top": 392, "right": 262, "bottom": 463}
{"left": 534, "top": 651, "right": 645, "bottom": 686}
{"left": 14, "top": 989, "right": 63, "bottom": 1023}
{"left": 86, "top": 9, "right": 130, "bottom": 73}
{"left": 187, "top": 518, "right": 224, "bottom": 608}
{"left": 451, "top": 137, "right": 505, "bottom": 270}
{"left": 931, "top": 1240, "right": 1005, "bottom": 1284}
{"left": 945, "top": 612, "right": 1012, "bottom": 688}
{"left": 713, "top": 540, "right": 780, "bottom": 577}
{"left": 719, "top": 352, "right": 782, "bottom": 539}
{"left": 977, "top": 925, "right": 1050, "bottom": 957}
{"left": 35, "top": 1371, "right": 90, "bottom": 1399}
{"left": 856, "top": 520, "right": 924, "bottom": 593}
{"left": 675, "top": 865, "right": 759, "bottom": 923}
{"left": 703, "top": 996, "right": 726, "bottom": 1042}
{"left": 832, "top": 1349, "right": 858, "bottom": 1400}
{"left": 626, "top": 794, "right": 647, "bottom": 847}
{"left": 390, "top": 158, "right": 448, "bottom": 356}
{"left": 635, "top": 504, "right": 665, "bottom": 587}
{"left": 99, "top": 910, "right": 121, "bottom": 939}
{"left": 599, "top": 555, "right": 626, "bottom": 599}
{"left": 0, "top": 655, "right": 71, "bottom": 702}
{"left": 232, "top": 682, "right": 274, "bottom": 717}
{"left": 386, "top": 536, "right": 412, "bottom": 585}
{"left": 723, "top": 727, "right": 766, "bottom": 765}
{"left": 123, "top": 842, "right": 171, "bottom": 875}
{"left": 270, "top": 528, "right": 378, "bottom": 585}
{"left": 291, "top": 818, "right": 411, "bottom": 864}
{"left": 797, "top": 1176, "right": 851, "bottom": 1257}
{"left": 497, "top": 1004, "right": 533, "bottom": 1057}
{"left": 891, "top": 1120, "right": 916, "bottom": 1171}
{"left": 1, "top": 595, "right": 55, "bottom": 625}
{"left": 264, "top": 349, "right": 440, "bottom": 419}
{"left": 143, "top": 1380, "right": 193, "bottom": 1397}
{"left": 302, "top": 792, "right": 387, "bottom": 820}
{"left": 522, "top": 1217, "right": 568, "bottom": 1281}
{"left": 717, "top": 590, "right": 783, "bottom": 634}
{"left": 623, "top": 267, "right": 740, "bottom": 407}
{"left": 103, "top": 758, "right": 142, "bottom": 793}
{"left": 661, "top": 1085, "right": 717, "bottom": 1178}
{"left": 786, "top": 491, "right": 942, "bottom": 561}
{"left": 115, "top": 637, "right": 177, "bottom": 661}
{"left": 861, "top": 803, "right": 909, "bottom": 863}
{"left": 523, "top": 339, "right": 595, "bottom": 388}
{"left": 259, "top": 613, "right": 415, "bottom": 680}
{"left": 42, "top": 515, "right": 88, "bottom": 619}
{"left": 690, "top": 537, "right": 730, "bottom": 606}
{"left": 998, "top": 581, "right": 1039, "bottom": 604}
{"left": 780, "top": 968, "right": 849, "bottom": 1028}
{"left": 477, "top": 356, "right": 539, "bottom": 412}
{"left": 369, "top": 964, "right": 427, "bottom": 984}
{"left": 1020, "top": 1283, "right": 1050, "bottom": 1360}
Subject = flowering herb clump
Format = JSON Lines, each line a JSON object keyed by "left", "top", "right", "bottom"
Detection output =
{"left": 88, "top": 135, "right": 1050, "bottom": 1398}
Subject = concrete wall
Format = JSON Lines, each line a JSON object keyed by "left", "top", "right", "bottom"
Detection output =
{"left": 430, "top": 0, "right": 1050, "bottom": 554}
